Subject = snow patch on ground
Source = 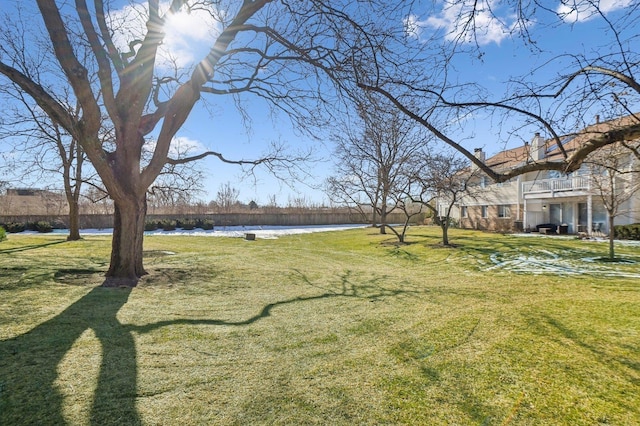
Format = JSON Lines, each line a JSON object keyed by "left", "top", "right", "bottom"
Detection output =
{"left": 482, "top": 234, "right": 640, "bottom": 278}
{"left": 485, "top": 249, "right": 640, "bottom": 278}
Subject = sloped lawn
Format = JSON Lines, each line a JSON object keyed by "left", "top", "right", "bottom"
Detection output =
{"left": 1, "top": 227, "right": 638, "bottom": 425}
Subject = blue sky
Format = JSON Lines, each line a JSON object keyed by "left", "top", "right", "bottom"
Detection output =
{"left": 1, "top": 0, "right": 636, "bottom": 206}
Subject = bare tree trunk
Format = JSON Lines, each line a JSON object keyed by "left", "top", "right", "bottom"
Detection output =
{"left": 379, "top": 204, "right": 387, "bottom": 234}
{"left": 68, "top": 140, "right": 84, "bottom": 241}
{"left": 104, "top": 196, "right": 147, "bottom": 287}
{"left": 442, "top": 223, "right": 449, "bottom": 246}
{"left": 61, "top": 139, "right": 83, "bottom": 241}
{"left": 608, "top": 214, "right": 616, "bottom": 260}
{"left": 67, "top": 198, "right": 81, "bottom": 241}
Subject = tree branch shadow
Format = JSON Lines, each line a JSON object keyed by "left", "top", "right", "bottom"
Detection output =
{"left": 1, "top": 269, "right": 427, "bottom": 424}
{"left": 0, "top": 239, "right": 67, "bottom": 254}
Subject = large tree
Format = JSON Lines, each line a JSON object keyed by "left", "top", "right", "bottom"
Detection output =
{"left": 0, "top": 0, "right": 397, "bottom": 286}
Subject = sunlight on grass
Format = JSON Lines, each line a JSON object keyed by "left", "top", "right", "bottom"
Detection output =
{"left": 1, "top": 227, "right": 639, "bottom": 425}
{"left": 55, "top": 329, "right": 101, "bottom": 425}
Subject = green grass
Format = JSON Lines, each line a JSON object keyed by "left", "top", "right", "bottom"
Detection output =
{"left": 1, "top": 227, "right": 639, "bottom": 425}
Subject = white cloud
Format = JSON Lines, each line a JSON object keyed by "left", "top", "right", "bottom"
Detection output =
{"left": 109, "top": 1, "right": 222, "bottom": 70}
{"left": 170, "top": 136, "right": 207, "bottom": 157}
{"left": 403, "top": 14, "right": 423, "bottom": 39}
{"left": 556, "top": 0, "right": 633, "bottom": 23}
{"left": 144, "top": 136, "right": 206, "bottom": 158}
{"left": 406, "top": 0, "right": 522, "bottom": 46}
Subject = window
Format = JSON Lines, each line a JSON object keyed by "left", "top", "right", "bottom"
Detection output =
{"left": 480, "top": 176, "right": 487, "bottom": 188}
{"left": 498, "top": 205, "right": 511, "bottom": 218}
{"left": 461, "top": 206, "right": 468, "bottom": 218}
{"left": 481, "top": 205, "right": 488, "bottom": 218}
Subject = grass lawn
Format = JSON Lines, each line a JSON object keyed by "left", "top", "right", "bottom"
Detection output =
{"left": 1, "top": 227, "right": 639, "bottom": 425}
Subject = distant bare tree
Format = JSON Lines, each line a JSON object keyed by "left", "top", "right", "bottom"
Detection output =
{"left": 146, "top": 142, "right": 206, "bottom": 214}
{"left": 327, "top": 94, "right": 426, "bottom": 234}
{"left": 0, "top": 87, "right": 88, "bottom": 240}
{"left": 287, "top": 194, "right": 317, "bottom": 211}
{"left": 215, "top": 182, "right": 240, "bottom": 213}
{"left": 82, "top": 186, "right": 113, "bottom": 215}
{"left": 407, "top": 152, "right": 478, "bottom": 246}
{"left": 263, "top": 194, "right": 279, "bottom": 213}
{"left": 587, "top": 143, "right": 640, "bottom": 259}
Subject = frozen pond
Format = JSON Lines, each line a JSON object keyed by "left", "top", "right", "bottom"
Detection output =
{"left": 45, "top": 224, "right": 369, "bottom": 239}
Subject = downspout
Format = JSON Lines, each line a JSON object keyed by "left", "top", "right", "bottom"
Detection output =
{"left": 516, "top": 176, "right": 521, "bottom": 221}
{"left": 587, "top": 194, "right": 593, "bottom": 237}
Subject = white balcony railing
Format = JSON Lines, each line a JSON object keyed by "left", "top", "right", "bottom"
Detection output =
{"left": 522, "top": 176, "right": 591, "bottom": 194}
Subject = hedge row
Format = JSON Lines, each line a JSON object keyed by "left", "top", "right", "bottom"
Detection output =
{"left": 614, "top": 223, "right": 640, "bottom": 240}
{"left": 0, "top": 221, "right": 58, "bottom": 233}
{"left": 144, "top": 218, "right": 215, "bottom": 232}
{"left": 1, "top": 218, "right": 216, "bottom": 234}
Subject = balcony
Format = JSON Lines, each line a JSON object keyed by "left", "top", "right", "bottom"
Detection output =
{"left": 522, "top": 176, "right": 591, "bottom": 195}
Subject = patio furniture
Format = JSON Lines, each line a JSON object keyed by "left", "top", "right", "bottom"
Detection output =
{"left": 536, "top": 223, "right": 558, "bottom": 233}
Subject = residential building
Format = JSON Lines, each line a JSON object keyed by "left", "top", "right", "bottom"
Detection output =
{"left": 442, "top": 116, "right": 640, "bottom": 235}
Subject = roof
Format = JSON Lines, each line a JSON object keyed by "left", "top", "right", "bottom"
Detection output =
{"left": 481, "top": 114, "right": 640, "bottom": 172}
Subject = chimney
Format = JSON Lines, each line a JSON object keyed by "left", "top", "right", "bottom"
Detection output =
{"left": 472, "top": 148, "right": 485, "bottom": 170}
{"left": 595, "top": 114, "right": 600, "bottom": 124}
{"left": 530, "top": 132, "right": 545, "bottom": 161}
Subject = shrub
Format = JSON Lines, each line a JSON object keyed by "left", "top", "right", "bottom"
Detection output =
{"left": 197, "top": 219, "right": 215, "bottom": 230}
{"left": 179, "top": 219, "right": 196, "bottom": 230}
{"left": 614, "top": 223, "right": 640, "bottom": 240}
{"left": 34, "top": 221, "right": 53, "bottom": 233}
{"left": 0, "top": 226, "right": 6, "bottom": 241}
{"left": 159, "top": 219, "right": 177, "bottom": 231}
{"left": 144, "top": 220, "right": 159, "bottom": 231}
{"left": 5, "top": 222, "right": 26, "bottom": 233}
{"left": 51, "top": 220, "right": 67, "bottom": 230}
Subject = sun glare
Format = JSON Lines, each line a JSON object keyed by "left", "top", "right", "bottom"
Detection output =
{"left": 162, "top": 8, "right": 221, "bottom": 68}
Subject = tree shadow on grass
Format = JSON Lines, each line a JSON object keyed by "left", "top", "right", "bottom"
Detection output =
{"left": 0, "top": 239, "right": 67, "bottom": 254}
{"left": 541, "top": 314, "right": 640, "bottom": 378}
{"left": 522, "top": 313, "right": 640, "bottom": 418}
{"left": 1, "top": 268, "right": 428, "bottom": 425}
{"left": 0, "top": 287, "right": 139, "bottom": 425}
